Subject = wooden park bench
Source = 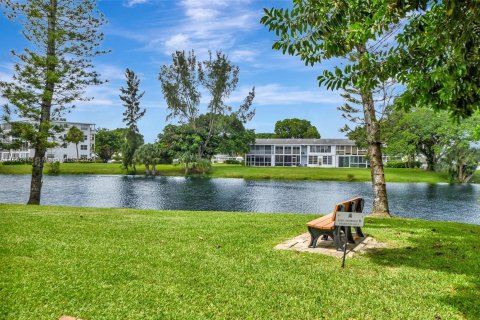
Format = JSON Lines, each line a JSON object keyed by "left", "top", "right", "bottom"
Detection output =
{"left": 306, "top": 197, "right": 365, "bottom": 251}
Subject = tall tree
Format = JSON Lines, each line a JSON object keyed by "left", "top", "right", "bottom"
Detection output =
{"left": 261, "top": 1, "right": 409, "bottom": 216}
{"left": 0, "top": 0, "right": 107, "bottom": 204}
{"left": 274, "top": 118, "right": 320, "bottom": 139}
{"left": 159, "top": 50, "right": 255, "bottom": 158}
{"left": 122, "top": 130, "right": 143, "bottom": 171}
{"left": 65, "top": 126, "right": 84, "bottom": 159}
{"left": 119, "top": 68, "right": 146, "bottom": 169}
{"left": 120, "top": 68, "right": 146, "bottom": 133}
{"left": 159, "top": 51, "right": 201, "bottom": 129}
{"left": 197, "top": 51, "right": 255, "bottom": 157}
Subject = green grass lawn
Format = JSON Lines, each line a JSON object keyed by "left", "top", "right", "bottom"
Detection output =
{"left": 1, "top": 204, "right": 479, "bottom": 319}
{"left": 0, "top": 162, "right": 468, "bottom": 184}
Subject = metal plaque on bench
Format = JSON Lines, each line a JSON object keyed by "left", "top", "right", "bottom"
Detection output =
{"left": 334, "top": 211, "right": 365, "bottom": 227}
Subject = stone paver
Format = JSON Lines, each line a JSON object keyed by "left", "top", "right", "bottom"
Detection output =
{"left": 275, "top": 232, "right": 385, "bottom": 258}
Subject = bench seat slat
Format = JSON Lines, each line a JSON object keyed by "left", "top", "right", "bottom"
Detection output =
{"left": 306, "top": 213, "right": 335, "bottom": 230}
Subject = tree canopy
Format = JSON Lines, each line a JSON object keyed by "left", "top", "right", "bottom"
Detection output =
{"left": 64, "top": 126, "right": 84, "bottom": 159}
{"left": 94, "top": 128, "right": 125, "bottom": 162}
{"left": 274, "top": 118, "right": 320, "bottom": 139}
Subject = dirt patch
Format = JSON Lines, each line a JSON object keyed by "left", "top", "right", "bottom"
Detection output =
{"left": 275, "top": 232, "right": 386, "bottom": 258}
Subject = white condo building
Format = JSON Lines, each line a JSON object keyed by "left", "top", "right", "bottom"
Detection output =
{"left": 0, "top": 121, "right": 96, "bottom": 162}
{"left": 246, "top": 139, "right": 368, "bottom": 168}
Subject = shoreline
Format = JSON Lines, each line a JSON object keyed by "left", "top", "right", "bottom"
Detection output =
{"left": 1, "top": 163, "right": 477, "bottom": 184}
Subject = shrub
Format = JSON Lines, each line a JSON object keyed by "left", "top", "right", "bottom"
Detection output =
{"left": 1, "top": 159, "right": 32, "bottom": 165}
{"left": 385, "top": 160, "right": 422, "bottom": 168}
{"left": 346, "top": 174, "right": 355, "bottom": 181}
{"left": 63, "top": 158, "right": 97, "bottom": 163}
{"left": 195, "top": 159, "right": 212, "bottom": 174}
{"left": 385, "top": 161, "right": 406, "bottom": 168}
{"left": 225, "top": 159, "right": 241, "bottom": 164}
{"left": 46, "top": 162, "right": 60, "bottom": 175}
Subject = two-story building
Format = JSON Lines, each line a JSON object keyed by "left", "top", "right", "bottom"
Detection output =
{"left": 245, "top": 138, "right": 368, "bottom": 168}
{"left": 0, "top": 121, "right": 96, "bottom": 162}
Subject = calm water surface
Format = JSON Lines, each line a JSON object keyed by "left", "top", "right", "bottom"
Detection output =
{"left": 1, "top": 175, "right": 479, "bottom": 225}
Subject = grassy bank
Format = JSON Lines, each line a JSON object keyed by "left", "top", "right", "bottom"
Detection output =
{"left": 0, "top": 204, "right": 479, "bottom": 319}
{"left": 1, "top": 162, "right": 473, "bottom": 184}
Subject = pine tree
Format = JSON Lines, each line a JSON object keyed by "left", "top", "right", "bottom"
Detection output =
{"left": 0, "top": 0, "right": 108, "bottom": 204}
{"left": 119, "top": 68, "right": 146, "bottom": 169}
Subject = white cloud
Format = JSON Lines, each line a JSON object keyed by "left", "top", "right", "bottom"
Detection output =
{"left": 124, "top": 0, "right": 149, "bottom": 7}
{"left": 164, "top": 34, "right": 191, "bottom": 53}
{"left": 97, "top": 64, "right": 126, "bottom": 81}
{"left": 227, "top": 84, "right": 342, "bottom": 106}
{"left": 230, "top": 49, "right": 257, "bottom": 62}
{"left": 130, "top": 0, "right": 259, "bottom": 61}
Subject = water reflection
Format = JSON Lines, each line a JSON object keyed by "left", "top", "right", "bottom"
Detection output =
{"left": 0, "top": 174, "right": 479, "bottom": 225}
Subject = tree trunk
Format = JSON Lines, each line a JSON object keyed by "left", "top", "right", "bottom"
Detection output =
{"left": 425, "top": 155, "right": 435, "bottom": 171}
{"left": 152, "top": 164, "right": 156, "bottom": 176}
{"left": 76, "top": 143, "right": 79, "bottom": 159}
{"left": 145, "top": 164, "right": 151, "bottom": 176}
{"left": 28, "top": 0, "right": 57, "bottom": 205}
{"left": 357, "top": 45, "right": 390, "bottom": 217}
{"left": 458, "top": 162, "right": 464, "bottom": 183}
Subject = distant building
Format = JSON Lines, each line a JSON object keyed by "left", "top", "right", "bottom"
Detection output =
{"left": 245, "top": 138, "right": 368, "bottom": 168}
{"left": 0, "top": 121, "right": 96, "bottom": 162}
{"left": 212, "top": 154, "right": 244, "bottom": 164}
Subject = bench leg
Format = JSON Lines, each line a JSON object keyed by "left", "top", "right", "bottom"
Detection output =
{"left": 346, "top": 227, "right": 356, "bottom": 244}
{"left": 308, "top": 227, "right": 321, "bottom": 248}
{"left": 333, "top": 226, "right": 344, "bottom": 251}
{"left": 355, "top": 226, "right": 365, "bottom": 238}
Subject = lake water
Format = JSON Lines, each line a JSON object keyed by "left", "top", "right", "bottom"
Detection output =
{"left": 0, "top": 174, "right": 479, "bottom": 225}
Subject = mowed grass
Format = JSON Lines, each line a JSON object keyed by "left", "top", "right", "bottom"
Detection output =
{"left": 1, "top": 204, "right": 479, "bottom": 319}
{"left": 0, "top": 162, "right": 464, "bottom": 184}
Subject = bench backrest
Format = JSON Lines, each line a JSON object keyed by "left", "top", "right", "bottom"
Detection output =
{"left": 331, "top": 197, "right": 364, "bottom": 222}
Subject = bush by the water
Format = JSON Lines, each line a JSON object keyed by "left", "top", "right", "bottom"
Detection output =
{"left": 386, "top": 160, "right": 421, "bottom": 168}
{"left": 46, "top": 162, "right": 60, "bottom": 175}
{"left": 1, "top": 159, "right": 32, "bottom": 165}
{"left": 195, "top": 159, "right": 212, "bottom": 174}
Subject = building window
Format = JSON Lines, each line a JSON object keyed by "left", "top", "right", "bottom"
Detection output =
{"left": 310, "top": 145, "right": 331, "bottom": 153}
{"left": 275, "top": 155, "right": 284, "bottom": 166}
{"left": 80, "top": 125, "right": 89, "bottom": 131}
{"left": 275, "top": 146, "right": 283, "bottom": 154}
{"left": 247, "top": 155, "right": 271, "bottom": 166}
{"left": 338, "top": 156, "right": 349, "bottom": 167}
{"left": 292, "top": 146, "right": 300, "bottom": 154}
{"left": 323, "top": 156, "right": 333, "bottom": 165}
{"left": 350, "top": 156, "right": 368, "bottom": 168}
{"left": 284, "top": 146, "right": 292, "bottom": 154}
{"left": 80, "top": 145, "right": 87, "bottom": 150}
{"left": 308, "top": 156, "right": 318, "bottom": 165}
{"left": 83, "top": 135, "right": 88, "bottom": 141}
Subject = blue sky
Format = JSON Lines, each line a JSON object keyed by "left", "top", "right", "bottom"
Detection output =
{"left": 0, "top": 0, "right": 348, "bottom": 143}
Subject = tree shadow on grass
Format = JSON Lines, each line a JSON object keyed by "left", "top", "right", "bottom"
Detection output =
{"left": 364, "top": 218, "right": 480, "bottom": 319}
